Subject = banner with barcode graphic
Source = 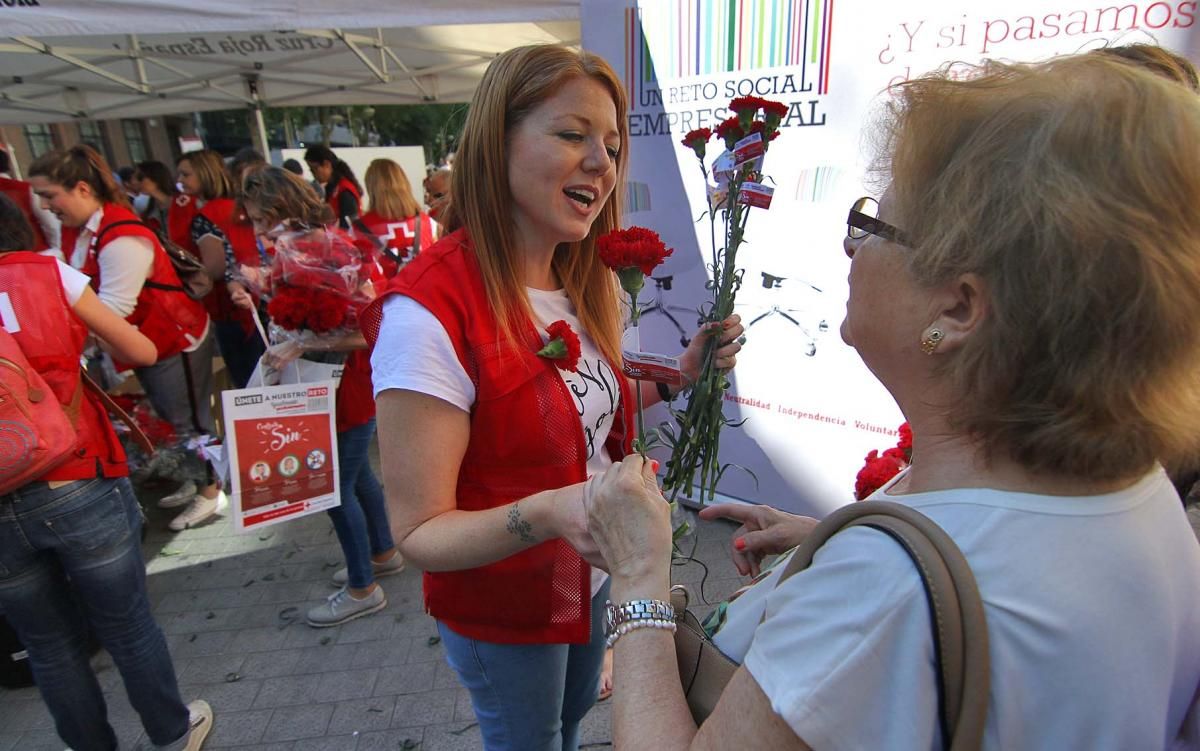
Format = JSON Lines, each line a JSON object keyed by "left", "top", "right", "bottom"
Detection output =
{"left": 220, "top": 380, "right": 340, "bottom": 532}
{"left": 584, "top": 0, "right": 1199, "bottom": 515}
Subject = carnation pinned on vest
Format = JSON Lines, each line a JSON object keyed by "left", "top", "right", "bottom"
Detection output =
{"left": 536, "top": 320, "right": 582, "bottom": 372}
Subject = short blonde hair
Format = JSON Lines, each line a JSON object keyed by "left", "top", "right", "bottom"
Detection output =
{"left": 365, "top": 159, "right": 421, "bottom": 220}
{"left": 878, "top": 54, "right": 1200, "bottom": 480}
{"left": 449, "top": 43, "right": 629, "bottom": 366}
{"left": 241, "top": 167, "right": 333, "bottom": 228}
{"left": 1091, "top": 43, "right": 1199, "bottom": 92}
{"left": 177, "top": 149, "right": 234, "bottom": 201}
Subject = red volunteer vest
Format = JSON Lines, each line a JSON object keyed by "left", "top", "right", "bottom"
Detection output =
{"left": 198, "top": 197, "right": 260, "bottom": 327}
{"left": 335, "top": 350, "right": 374, "bottom": 433}
{"left": 167, "top": 194, "right": 199, "bottom": 251}
{"left": 0, "top": 177, "right": 50, "bottom": 251}
{"left": 362, "top": 229, "right": 636, "bottom": 644}
{"left": 62, "top": 204, "right": 208, "bottom": 370}
{"left": 360, "top": 210, "right": 434, "bottom": 278}
{"left": 0, "top": 252, "right": 127, "bottom": 480}
{"left": 326, "top": 178, "right": 362, "bottom": 221}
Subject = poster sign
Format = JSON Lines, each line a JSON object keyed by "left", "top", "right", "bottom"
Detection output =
{"left": 220, "top": 380, "right": 340, "bottom": 532}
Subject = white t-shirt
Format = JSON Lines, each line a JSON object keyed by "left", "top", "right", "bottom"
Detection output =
{"left": 54, "top": 259, "right": 89, "bottom": 305}
{"left": 71, "top": 209, "right": 154, "bottom": 319}
{"left": 711, "top": 467, "right": 1200, "bottom": 750}
{"left": 73, "top": 209, "right": 208, "bottom": 352}
{"left": 372, "top": 288, "right": 622, "bottom": 593}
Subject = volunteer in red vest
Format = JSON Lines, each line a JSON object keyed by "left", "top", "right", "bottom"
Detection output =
{"left": 176, "top": 149, "right": 265, "bottom": 388}
{"left": 360, "top": 159, "right": 434, "bottom": 278}
{"left": 241, "top": 166, "right": 402, "bottom": 629}
{"left": 0, "top": 194, "right": 213, "bottom": 751}
{"left": 304, "top": 145, "right": 362, "bottom": 230}
{"left": 28, "top": 145, "right": 223, "bottom": 532}
{"left": 132, "top": 159, "right": 176, "bottom": 234}
{"left": 0, "top": 148, "right": 58, "bottom": 254}
{"left": 360, "top": 44, "right": 744, "bottom": 750}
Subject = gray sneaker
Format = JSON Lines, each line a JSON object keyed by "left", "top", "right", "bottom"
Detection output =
{"left": 306, "top": 586, "right": 386, "bottom": 628}
{"left": 330, "top": 551, "right": 406, "bottom": 586}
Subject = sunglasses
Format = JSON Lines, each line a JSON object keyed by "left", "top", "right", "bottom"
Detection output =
{"left": 846, "top": 196, "right": 910, "bottom": 247}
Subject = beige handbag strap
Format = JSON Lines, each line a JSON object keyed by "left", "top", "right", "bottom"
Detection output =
{"left": 771, "top": 500, "right": 990, "bottom": 751}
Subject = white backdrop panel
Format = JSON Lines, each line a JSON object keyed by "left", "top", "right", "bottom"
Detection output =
{"left": 582, "top": 0, "right": 1199, "bottom": 516}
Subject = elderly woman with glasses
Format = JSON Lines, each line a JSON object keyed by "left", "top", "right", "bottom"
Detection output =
{"left": 582, "top": 52, "right": 1200, "bottom": 749}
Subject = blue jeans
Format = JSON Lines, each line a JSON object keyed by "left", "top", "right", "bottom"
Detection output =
{"left": 327, "top": 419, "right": 394, "bottom": 589}
{"left": 438, "top": 579, "right": 610, "bottom": 751}
{"left": 0, "top": 477, "right": 189, "bottom": 751}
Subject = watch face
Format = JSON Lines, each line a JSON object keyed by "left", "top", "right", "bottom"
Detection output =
{"left": 604, "top": 600, "right": 617, "bottom": 633}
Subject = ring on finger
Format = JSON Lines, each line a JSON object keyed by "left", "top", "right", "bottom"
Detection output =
{"left": 736, "top": 335, "right": 747, "bottom": 346}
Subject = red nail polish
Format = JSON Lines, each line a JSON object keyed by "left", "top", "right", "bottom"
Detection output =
{"left": 651, "top": 460, "right": 660, "bottom": 473}
{"left": 734, "top": 537, "right": 746, "bottom": 551}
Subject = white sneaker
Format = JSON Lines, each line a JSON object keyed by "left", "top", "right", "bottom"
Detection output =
{"left": 134, "top": 699, "right": 213, "bottom": 750}
{"left": 168, "top": 492, "right": 226, "bottom": 532}
{"left": 330, "top": 551, "right": 406, "bottom": 586}
{"left": 306, "top": 585, "right": 387, "bottom": 628}
{"left": 156, "top": 481, "right": 198, "bottom": 509}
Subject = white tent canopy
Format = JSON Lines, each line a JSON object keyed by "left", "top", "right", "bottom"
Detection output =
{"left": 1, "top": 1, "right": 581, "bottom": 124}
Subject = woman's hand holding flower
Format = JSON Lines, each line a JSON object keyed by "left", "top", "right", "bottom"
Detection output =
{"left": 262, "top": 339, "right": 306, "bottom": 370}
{"left": 679, "top": 313, "right": 745, "bottom": 387}
{"left": 228, "top": 281, "right": 255, "bottom": 310}
{"left": 584, "top": 456, "right": 672, "bottom": 584}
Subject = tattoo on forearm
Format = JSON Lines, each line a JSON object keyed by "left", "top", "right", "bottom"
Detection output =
{"left": 507, "top": 504, "right": 536, "bottom": 544}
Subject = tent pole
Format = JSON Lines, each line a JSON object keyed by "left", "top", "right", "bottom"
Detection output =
{"left": 250, "top": 106, "right": 270, "bottom": 158}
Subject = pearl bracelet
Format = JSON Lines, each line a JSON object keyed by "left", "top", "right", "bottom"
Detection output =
{"left": 605, "top": 617, "right": 677, "bottom": 649}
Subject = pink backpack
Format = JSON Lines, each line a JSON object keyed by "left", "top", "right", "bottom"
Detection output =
{"left": 0, "top": 326, "right": 78, "bottom": 494}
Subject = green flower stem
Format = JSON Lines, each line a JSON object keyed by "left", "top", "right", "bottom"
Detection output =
{"left": 629, "top": 290, "right": 647, "bottom": 458}
{"left": 663, "top": 163, "right": 757, "bottom": 504}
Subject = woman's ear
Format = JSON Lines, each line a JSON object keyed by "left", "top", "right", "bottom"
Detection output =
{"left": 71, "top": 180, "right": 95, "bottom": 200}
{"left": 925, "top": 272, "right": 989, "bottom": 354}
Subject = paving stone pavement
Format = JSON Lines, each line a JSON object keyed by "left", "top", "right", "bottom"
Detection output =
{"left": 0, "top": 444, "right": 749, "bottom": 751}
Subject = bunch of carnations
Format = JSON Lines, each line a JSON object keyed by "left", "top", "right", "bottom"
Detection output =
{"left": 662, "top": 95, "right": 788, "bottom": 504}
{"left": 854, "top": 422, "right": 913, "bottom": 500}
{"left": 264, "top": 227, "right": 373, "bottom": 347}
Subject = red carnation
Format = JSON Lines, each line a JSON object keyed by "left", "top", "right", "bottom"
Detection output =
{"left": 681, "top": 127, "right": 712, "bottom": 161}
{"left": 597, "top": 226, "right": 674, "bottom": 279}
{"left": 882, "top": 446, "right": 908, "bottom": 463}
{"left": 749, "top": 120, "right": 780, "bottom": 143}
{"left": 897, "top": 422, "right": 913, "bottom": 452}
{"left": 537, "top": 319, "right": 582, "bottom": 372}
{"left": 715, "top": 116, "right": 745, "bottom": 150}
{"left": 854, "top": 449, "right": 906, "bottom": 501}
{"left": 266, "top": 287, "right": 309, "bottom": 331}
{"left": 729, "top": 95, "right": 765, "bottom": 119}
{"left": 306, "top": 289, "right": 350, "bottom": 333}
{"left": 761, "top": 99, "right": 788, "bottom": 118}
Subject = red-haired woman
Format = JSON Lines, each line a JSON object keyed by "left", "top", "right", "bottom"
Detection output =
{"left": 362, "top": 45, "right": 742, "bottom": 749}
{"left": 29, "top": 145, "right": 221, "bottom": 532}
